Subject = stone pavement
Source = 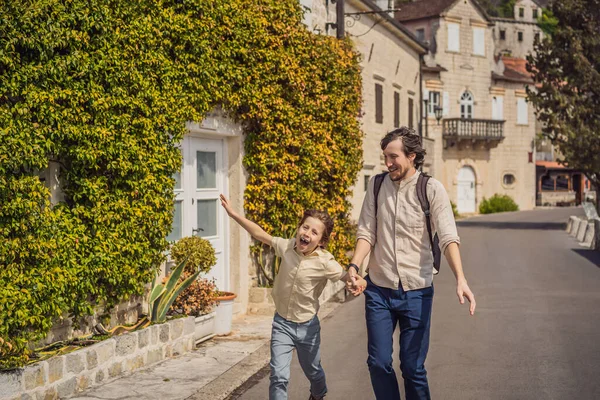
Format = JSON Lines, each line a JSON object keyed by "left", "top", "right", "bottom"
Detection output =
{"left": 70, "top": 296, "right": 346, "bottom": 400}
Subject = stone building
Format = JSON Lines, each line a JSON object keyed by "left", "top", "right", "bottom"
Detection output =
{"left": 395, "top": 0, "right": 537, "bottom": 213}
{"left": 303, "top": 0, "right": 427, "bottom": 220}
{"left": 491, "top": 0, "right": 545, "bottom": 58}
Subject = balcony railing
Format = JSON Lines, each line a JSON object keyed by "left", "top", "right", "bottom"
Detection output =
{"left": 442, "top": 118, "right": 505, "bottom": 149}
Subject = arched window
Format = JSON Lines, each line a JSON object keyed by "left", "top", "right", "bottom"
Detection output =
{"left": 460, "top": 91, "right": 474, "bottom": 119}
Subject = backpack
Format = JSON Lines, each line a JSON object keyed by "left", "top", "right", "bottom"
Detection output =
{"left": 373, "top": 172, "right": 442, "bottom": 274}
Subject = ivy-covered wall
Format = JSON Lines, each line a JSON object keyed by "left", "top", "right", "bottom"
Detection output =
{"left": 0, "top": 0, "right": 362, "bottom": 368}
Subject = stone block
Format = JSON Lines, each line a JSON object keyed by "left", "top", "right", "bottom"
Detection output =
{"left": 35, "top": 387, "right": 57, "bottom": 400}
{"left": 108, "top": 362, "right": 122, "bottom": 378}
{"left": 183, "top": 316, "right": 195, "bottom": 336}
{"left": 567, "top": 216, "right": 577, "bottom": 233}
{"left": 150, "top": 325, "right": 160, "bottom": 345}
{"left": 46, "top": 356, "right": 64, "bottom": 384}
{"left": 94, "top": 340, "right": 115, "bottom": 366}
{"left": 172, "top": 340, "right": 186, "bottom": 357}
{"left": 570, "top": 217, "right": 581, "bottom": 237}
{"left": 594, "top": 218, "right": 600, "bottom": 250}
{"left": 138, "top": 328, "right": 150, "bottom": 349}
{"left": 95, "top": 369, "right": 105, "bottom": 384}
{"left": 123, "top": 355, "right": 144, "bottom": 373}
{"left": 146, "top": 348, "right": 163, "bottom": 365}
{"left": 159, "top": 324, "right": 170, "bottom": 343}
{"left": 163, "top": 344, "right": 173, "bottom": 358}
{"left": 114, "top": 333, "right": 137, "bottom": 357}
{"left": 76, "top": 374, "right": 92, "bottom": 392}
{"left": 576, "top": 221, "right": 588, "bottom": 242}
{"left": 0, "top": 369, "right": 24, "bottom": 398}
{"left": 85, "top": 349, "right": 98, "bottom": 370}
{"left": 169, "top": 319, "right": 184, "bottom": 340}
{"left": 582, "top": 221, "right": 595, "bottom": 247}
{"left": 56, "top": 377, "right": 77, "bottom": 399}
{"left": 21, "top": 393, "right": 35, "bottom": 400}
{"left": 24, "top": 362, "right": 47, "bottom": 390}
{"left": 65, "top": 352, "right": 85, "bottom": 374}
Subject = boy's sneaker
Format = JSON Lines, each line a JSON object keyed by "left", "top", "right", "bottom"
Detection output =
{"left": 308, "top": 395, "right": 325, "bottom": 400}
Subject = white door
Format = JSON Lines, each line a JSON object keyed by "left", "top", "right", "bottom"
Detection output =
{"left": 168, "top": 136, "right": 229, "bottom": 290}
{"left": 457, "top": 166, "right": 476, "bottom": 213}
{"left": 187, "top": 137, "right": 228, "bottom": 290}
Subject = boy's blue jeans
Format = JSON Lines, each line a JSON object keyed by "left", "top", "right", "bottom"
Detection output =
{"left": 269, "top": 312, "right": 327, "bottom": 400}
{"left": 364, "top": 275, "right": 434, "bottom": 400}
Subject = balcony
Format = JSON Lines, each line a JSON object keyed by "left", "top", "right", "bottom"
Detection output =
{"left": 442, "top": 118, "right": 505, "bottom": 149}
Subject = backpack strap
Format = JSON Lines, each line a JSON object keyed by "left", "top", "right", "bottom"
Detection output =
{"left": 373, "top": 172, "right": 389, "bottom": 217}
{"left": 416, "top": 173, "right": 441, "bottom": 273}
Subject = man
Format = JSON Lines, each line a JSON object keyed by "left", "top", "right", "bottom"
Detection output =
{"left": 347, "top": 127, "right": 476, "bottom": 400}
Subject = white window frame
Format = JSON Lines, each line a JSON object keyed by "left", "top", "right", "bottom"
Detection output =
{"left": 447, "top": 23, "right": 460, "bottom": 52}
{"left": 460, "top": 91, "right": 474, "bottom": 119}
{"left": 428, "top": 91, "right": 440, "bottom": 116}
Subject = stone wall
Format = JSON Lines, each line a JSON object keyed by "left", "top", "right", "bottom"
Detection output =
{"left": 0, "top": 317, "right": 195, "bottom": 400}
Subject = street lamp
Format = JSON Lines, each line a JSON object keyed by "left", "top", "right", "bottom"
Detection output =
{"left": 434, "top": 106, "right": 443, "bottom": 125}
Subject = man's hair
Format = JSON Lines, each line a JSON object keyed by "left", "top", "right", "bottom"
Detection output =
{"left": 380, "top": 127, "right": 426, "bottom": 169}
{"left": 299, "top": 209, "right": 334, "bottom": 247}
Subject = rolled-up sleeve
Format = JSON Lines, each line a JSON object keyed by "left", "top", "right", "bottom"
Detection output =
{"left": 356, "top": 176, "right": 377, "bottom": 246}
{"left": 428, "top": 180, "right": 460, "bottom": 254}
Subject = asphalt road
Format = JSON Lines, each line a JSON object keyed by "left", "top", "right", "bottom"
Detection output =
{"left": 235, "top": 208, "right": 600, "bottom": 400}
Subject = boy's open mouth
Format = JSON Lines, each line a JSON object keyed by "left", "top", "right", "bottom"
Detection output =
{"left": 299, "top": 236, "right": 310, "bottom": 245}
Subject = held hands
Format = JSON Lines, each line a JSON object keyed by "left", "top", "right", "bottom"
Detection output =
{"left": 457, "top": 278, "right": 476, "bottom": 316}
{"left": 346, "top": 267, "right": 367, "bottom": 296}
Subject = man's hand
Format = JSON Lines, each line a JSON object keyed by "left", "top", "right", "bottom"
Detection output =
{"left": 457, "top": 278, "right": 476, "bottom": 316}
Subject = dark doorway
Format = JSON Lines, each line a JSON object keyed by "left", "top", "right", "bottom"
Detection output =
{"left": 573, "top": 173, "right": 583, "bottom": 205}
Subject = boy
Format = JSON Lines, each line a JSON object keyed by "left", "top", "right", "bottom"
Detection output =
{"left": 220, "top": 194, "right": 366, "bottom": 400}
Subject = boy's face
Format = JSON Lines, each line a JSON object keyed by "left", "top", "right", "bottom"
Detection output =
{"left": 296, "top": 216, "right": 326, "bottom": 255}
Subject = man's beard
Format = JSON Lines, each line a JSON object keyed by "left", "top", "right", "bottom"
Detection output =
{"left": 389, "top": 167, "right": 407, "bottom": 181}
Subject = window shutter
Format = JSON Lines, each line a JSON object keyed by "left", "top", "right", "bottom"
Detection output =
{"left": 517, "top": 98, "right": 528, "bottom": 124}
{"left": 423, "top": 88, "right": 429, "bottom": 115}
{"left": 447, "top": 23, "right": 460, "bottom": 52}
{"left": 443, "top": 91, "right": 449, "bottom": 116}
{"left": 375, "top": 83, "right": 383, "bottom": 124}
{"left": 473, "top": 27, "right": 485, "bottom": 55}
{"left": 408, "top": 98, "right": 414, "bottom": 129}
{"left": 394, "top": 91, "right": 400, "bottom": 128}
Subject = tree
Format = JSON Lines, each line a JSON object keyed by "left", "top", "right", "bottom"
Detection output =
{"left": 527, "top": 0, "right": 600, "bottom": 211}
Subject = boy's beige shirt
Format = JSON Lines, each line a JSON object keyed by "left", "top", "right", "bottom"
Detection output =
{"left": 270, "top": 237, "right": 345, "bottom": 323}
{"left": 357, "top": 171, "right": 460, "bottom": 291}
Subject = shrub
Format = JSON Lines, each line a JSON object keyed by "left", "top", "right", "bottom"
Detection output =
{"left": 171, "top": 278, "right": 218, "bottom": 317}
{"left": 479, "top": 194, "right": 519, "bottom": 214}
{"left": 0, "top": 0, "right": 362, "bottom": 368}
{"left": 170, "top": 237, "right": 217, "bottom": 276}
{"left": 450, "top": 201, "right": 460, "bottom": 218}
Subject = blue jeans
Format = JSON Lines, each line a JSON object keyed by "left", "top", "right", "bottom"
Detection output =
{"left": 364, "top": 275, "right": 434, "bottom": 400}
{"left": 269, "top": 313, "right": 327, "bottom": 400}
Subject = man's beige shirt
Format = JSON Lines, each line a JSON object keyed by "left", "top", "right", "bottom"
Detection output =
{"left": 357, "top": 171, "right": 460, "bottom": 291}
{"left": 270, "top": 237, "right": 345, "bottom": 323}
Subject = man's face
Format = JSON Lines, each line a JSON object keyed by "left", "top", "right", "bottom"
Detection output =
{"left": 383, "top": 138, "right": 416, "bottom": 182}
{"left": 296, "top": 216, "right": 326, "bottom": 255}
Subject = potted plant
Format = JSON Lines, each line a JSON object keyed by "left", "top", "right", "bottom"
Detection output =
{"left": 169, "top": 236, "right": 218, "bottom": 342}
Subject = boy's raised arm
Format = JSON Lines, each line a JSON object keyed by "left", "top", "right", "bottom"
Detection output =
{"left": 220, "top": 194, "right": 273, "bottom": 246}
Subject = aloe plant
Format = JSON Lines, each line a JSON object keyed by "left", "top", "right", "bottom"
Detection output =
{"left": 148, "top": 257, "right": 200, "bottom": 323}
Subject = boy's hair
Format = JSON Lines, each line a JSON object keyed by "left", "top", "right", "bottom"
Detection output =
{"left": 380, "top": 126, "right": 426, "bottom": 169}
{"left": 299, "top": 209, "right": 334, "bottom": 247}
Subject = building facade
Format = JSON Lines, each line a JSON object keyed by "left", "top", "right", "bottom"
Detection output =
{"left": 396, "top": 0, "right": 537, "bottom": 213}
{"left": 304, "top": 0, "right": 427, "bottom": 219}
{"left": 492, "top": 0, "right": 544, "bottom": 58}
